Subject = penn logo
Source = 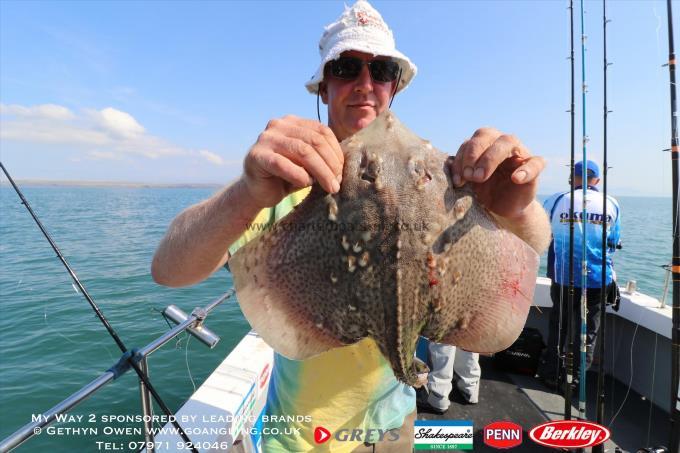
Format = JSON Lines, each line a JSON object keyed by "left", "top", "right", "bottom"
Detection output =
{"left": 314, "top": 426, "right": 331, "bottom": 444}
{"left": 529, "top": 420, "right": 610, "bottom": 448}
{"left": 483, "top": 421, "right": 522, "bottom": 449}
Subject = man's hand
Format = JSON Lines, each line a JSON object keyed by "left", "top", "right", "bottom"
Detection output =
{"left": 449, "top": 127, "right": 545, "bottom": 220}
{"left": 152, "top": 116, "right": 344, "bottom": 287}
{"left": 449, "top": 127, "right": 550, "bottom": 254}
{"left": 242, "top": 115, "right": 345, "bottom": 208}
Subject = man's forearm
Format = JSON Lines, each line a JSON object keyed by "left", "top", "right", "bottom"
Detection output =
{"left": 151, "top": 178, "right": 262, "bottom": 287}
{"left": 492, "top": 200, "right": 551, "bottom": 254}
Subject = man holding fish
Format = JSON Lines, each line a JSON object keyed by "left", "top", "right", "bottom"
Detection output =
{"left": 152, "top": 1, "right": 550, "bottom": 451}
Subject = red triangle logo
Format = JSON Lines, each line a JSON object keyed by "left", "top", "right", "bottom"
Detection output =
{"left": 314, "top": 426, "right": 331, "bottom": 444}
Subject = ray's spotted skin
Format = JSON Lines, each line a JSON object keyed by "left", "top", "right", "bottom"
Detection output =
{"left": 229, "top": 111, "right": 539, "bottom": 386}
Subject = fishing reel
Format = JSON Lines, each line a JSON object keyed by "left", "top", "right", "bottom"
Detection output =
{"left": 608, "top": 442, "right": 670, "bottom": 453}
{"left": 607, "top": 239, "right": 622, "bottom": 250}
{"left": 635, "top": 447, "right": 669, "bottom": 453}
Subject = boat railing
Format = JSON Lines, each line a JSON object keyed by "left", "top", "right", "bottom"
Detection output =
{"left": 0, "top": 290, "right": 234, "bottom": 453}
{"left": 660, "top": 264, "right": 672, "bottom": 308}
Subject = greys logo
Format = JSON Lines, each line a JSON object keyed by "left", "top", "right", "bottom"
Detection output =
{"left": 313, "top": 426, "right": 400, "bottom": 444}
{"left": 336, "top": 428, "right": 399, "bottom": 443}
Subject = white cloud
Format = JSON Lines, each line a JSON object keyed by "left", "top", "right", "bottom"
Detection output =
{"left": 1, "top": 120, "right": 110, "bottom": 145}
{"left": 199, "top": 150, "right": 225, "bottom": 166}
{"left": 0, "top": 103, "right": 75, "bottom": 120}
{"left": 89, "top": 107, "right": 145, "bottom": 139}
{"left": 87, "top": 150, "right": 121, "bottom": 160}
{"left": 0, "top": 103, "right": 225, "bottom": 164}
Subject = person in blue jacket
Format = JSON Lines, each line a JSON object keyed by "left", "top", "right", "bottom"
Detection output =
{"left": 537, "top": 160, "right": 622, "bottom": 390}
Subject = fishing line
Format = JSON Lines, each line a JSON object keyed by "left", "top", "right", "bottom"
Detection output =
{"left": 646, "top": 332, "right": 659, "bottom": 446}
{"left": 388, "top": 68, "right": 402, "bottom": 109}
{"left": 654, "top": 6, "right": 663, "bottom": 61}
{"left": 158, "top": 306, "right": 201, "bottom": 393}
{"left": 608, "top": 322, "right": 638, "bottom": 428}
{"left": 158, "top": 307, "right": 186, "bottom": 350}
{"left": 556, "top": 279, "right": 564, "bottom": 390}
{"left": 608, "top": 313, "right": 617, "bottom": 421}
{"left": 668, "top": 144, "right": 680, "bottom": 244}
{"left": 40, "top": 286, "right": 112, "bottom": 357}
{"left": 0, "top": 162, "right": 198, "bottom": 453}
{"left": 673, "top": 190, "right": 680, "bottom": 248}
{"left": 43, "top": 309, "right": 80, "bottom": 346}
{"left": 185, "top": 334, "right": 197, "bottom": 393}
{"left": 316, "top": 91, "right": 321, "bottom": 123}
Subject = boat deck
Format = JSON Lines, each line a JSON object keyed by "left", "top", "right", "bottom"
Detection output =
{"left": 416, "top": 356, "right": 671, "bottom": 451}
{"left": 154, "top": 282, "right": 674, "bottom": 452}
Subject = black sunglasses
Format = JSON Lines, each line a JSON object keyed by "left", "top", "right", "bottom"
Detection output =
{"left": 326, "top": 56, "right": 401, "bottom": 83}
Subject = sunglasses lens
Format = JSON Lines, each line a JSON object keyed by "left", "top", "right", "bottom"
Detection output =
{"left": 330, "top": 57, "right": 363, "bottom": 80}
{"left": 369, "top": 60, "right": 400, "bottom": 82}
{"left": 328, "top": 57, "right": 400, "bottom": 83}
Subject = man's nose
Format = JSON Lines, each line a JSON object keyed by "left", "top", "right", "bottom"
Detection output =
{"left": 353, "top": 64, "right": 373, "bottom": 93}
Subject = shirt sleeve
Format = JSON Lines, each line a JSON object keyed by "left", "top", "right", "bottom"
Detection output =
{"left": 227, "top": 207, "right": 275, "bottom": 257}
{"left": 227, "top": 187, "right": 313, "bottom": 257}
{"left": 607, "top": 197, "right": 622, "bottom": 253}
{"left": 542, "top": 193, "right": 559, "bottom": 217}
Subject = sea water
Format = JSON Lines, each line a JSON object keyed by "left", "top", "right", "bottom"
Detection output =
{"left": 0, "top": 186, "right": 673, "bottom": 451}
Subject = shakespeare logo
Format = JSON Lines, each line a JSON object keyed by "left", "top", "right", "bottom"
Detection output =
{"left": 413, "top": 420, "right": 473, "bottom": 450}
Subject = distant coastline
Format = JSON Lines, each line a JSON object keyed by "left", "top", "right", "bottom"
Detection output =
{"left": 0, "top": 179, "right": 223, "bottom": 189}
{"left": 0, "top": 180, "right": 670, "bottom": 197}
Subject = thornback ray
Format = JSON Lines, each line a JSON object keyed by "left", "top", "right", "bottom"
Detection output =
{"left": 229, "top": 111, "right": 539, "bottom": 386}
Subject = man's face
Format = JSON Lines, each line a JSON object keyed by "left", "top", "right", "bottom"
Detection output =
{"left": 320, "top": 50, "right": 398, "bottom": 141}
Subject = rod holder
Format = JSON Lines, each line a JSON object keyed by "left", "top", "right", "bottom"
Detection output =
{"left": 163, "top": 305, "right": 220, "bottom": 348}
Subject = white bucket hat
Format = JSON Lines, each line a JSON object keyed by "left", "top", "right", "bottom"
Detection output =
{"left": 305, "top": 0, "right": 417, "bottom": 95}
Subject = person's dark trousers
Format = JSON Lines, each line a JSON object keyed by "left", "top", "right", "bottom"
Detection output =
{"left": 538, "top": 282, "right": 606, "bottom": 383}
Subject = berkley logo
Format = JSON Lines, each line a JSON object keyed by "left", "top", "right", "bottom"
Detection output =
{"left": 314, "top": 426, "right": 331, "bottom": 444}
{"left": 483, "top": 421, "right": 522, "bottom": 449}
{"left": 529, "top": 420, "right": 610, "bottom": 448}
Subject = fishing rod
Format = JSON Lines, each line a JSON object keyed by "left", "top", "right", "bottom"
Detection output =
{"left": 638, "top": 2, "right": 679, "bottom": 451}
{"left": 563, "top": 0, "right": 576, "bottom": 418}
{"left": 665, "top": 0, "right": 680, "bottom": 451}
{"left": 578, "top": 0, "right": 589, "bottom": 420}
{"left": 637, "top": 3, "right": 680, "bottom": 451}
{"left": 593, "top": 0, "right": 611, "bottom": 450}
{"left": 0, "top": 163, "right": 198, "bottom": 453}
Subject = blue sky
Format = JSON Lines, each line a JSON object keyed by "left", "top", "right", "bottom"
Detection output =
{"left": 0, "top": 0, "right": 675, "bottom": 196}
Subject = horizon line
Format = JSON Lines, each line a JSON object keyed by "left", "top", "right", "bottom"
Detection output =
{"left": 0, "top": 179, "right": 224, "bottom": 189}
{"left": 0, "top": 178, "right": 672, "bottom": 198}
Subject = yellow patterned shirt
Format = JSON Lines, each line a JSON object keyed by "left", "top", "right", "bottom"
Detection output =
{"left": 228, "top": 188, "right": 415, "bottom": 452}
